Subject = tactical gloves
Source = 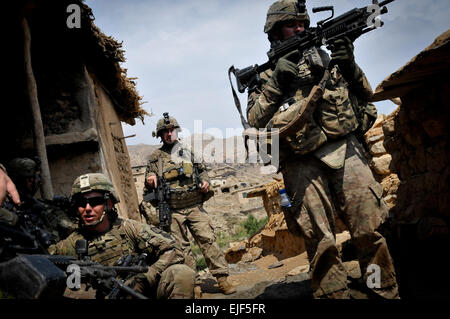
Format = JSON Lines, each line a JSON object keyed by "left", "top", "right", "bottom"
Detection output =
{"left": 327, "top": 36, "right": 357, "bottom": 82}
{"left": 267, "top": 50, "right": 300, "bottom": 92}
{"left": 125, "top": 267, "right": 157, "bottom": 292}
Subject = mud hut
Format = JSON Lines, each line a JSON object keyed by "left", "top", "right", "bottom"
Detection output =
{"left": 372, "top": 30, "right": 450, "bottom": 298}
{"left": 2, "top": 0, "right": 147, "bottom": 220}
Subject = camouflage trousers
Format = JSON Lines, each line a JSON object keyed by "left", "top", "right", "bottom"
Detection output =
{"left": 130, "top": 264, "right": 196, "bottom": 299}
{"left": 171, "top": 204, "right": 229, "bottom": 277}
{"left": 281, "top": 134, "right": 399, "bottom": 299}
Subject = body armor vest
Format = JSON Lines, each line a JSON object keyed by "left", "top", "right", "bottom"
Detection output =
{"left": 72, "top": 222, "right": 134, "bottom": 266}
{"left": 270, "top": 49, "right": 360, "bottom": 155}
{"left": 149, "top": 144, "right": 205, "bottom": 210}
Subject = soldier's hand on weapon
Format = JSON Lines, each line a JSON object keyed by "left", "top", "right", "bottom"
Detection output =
{"left": 125, "top": 268, "right": 156, "bottom": 291}
{"left": 0, "top": 167, "right": 20, "bottom": 206}
{"left": 145, "top": 175, "right": 158, "bottom": 189}
{"left": 124, "top": 274, "right": 145, "bottom": 294}
{"left": 199, "top": 181, "right": 210, "bottom": 193}
{"left": 327, "top": 36, "right": 356, "bottom": 77}
{"left": 268, "top": 50, "right": 300, "bottom": 90}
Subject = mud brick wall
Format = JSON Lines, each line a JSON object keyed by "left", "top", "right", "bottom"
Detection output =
{"left": 382, "top": 82, "right": 450, "bottom": 240}
{"left": 364, "top": 112, "right": 401, "bottom": 210}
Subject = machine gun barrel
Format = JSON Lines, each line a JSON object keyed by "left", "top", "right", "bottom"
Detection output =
{"left": 229, "top": 0, "right": 396, "bottom": 97}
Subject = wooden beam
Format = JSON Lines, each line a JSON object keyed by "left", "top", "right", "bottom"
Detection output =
{"left": 22, "top": 17, "right": 54, "bottom": 200}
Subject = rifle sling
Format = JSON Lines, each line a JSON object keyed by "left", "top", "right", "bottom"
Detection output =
{"left": 228, "top": 65, "right": 250, "bottom": 130}
{"left": 242, "top": 69, "right": 330, "bottom": 140}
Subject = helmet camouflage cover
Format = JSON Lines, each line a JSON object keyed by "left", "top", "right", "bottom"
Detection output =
{"left": 264, "top": 0, "right": 310, "bottom": 34}
{"left": 154, "top": 112, "right": 181, "bottom": 137}
{"left": 71, "top": 173, "right": 119, "bottom": 203}
{"left": 7, "top": 158, "right": 38, "bottom": 179}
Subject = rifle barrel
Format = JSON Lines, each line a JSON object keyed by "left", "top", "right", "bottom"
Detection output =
{"left": 379, "top": 0, "right": 395, "bottom": 6}
{"left": 101, "top": 265, "right": 148, "bottom": 273}
{"left": 111, "top": 278, "right": 148, "bottom": 299}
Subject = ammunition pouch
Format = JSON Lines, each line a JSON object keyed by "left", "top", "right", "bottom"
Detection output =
{"left": 269, "top": 65, "right": 362, "bottom": 156}
{"left": 353, "top": 101, "right": 378, "bottom": 138}
{"left": 162, "top": 162, "right": 194, "bottom": 181}
{"left": 270, "top": 99, "right": 328, "bottom": 155}
{"left": 168, "top": 188, "right": 204, "bottom": 210}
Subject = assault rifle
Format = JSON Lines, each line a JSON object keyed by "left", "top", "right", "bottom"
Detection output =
{"left": 228, "top": 0, "right": 396, "bottom": 128}
{"left": 142, "top": 160, "right": 172, "bottom": 232}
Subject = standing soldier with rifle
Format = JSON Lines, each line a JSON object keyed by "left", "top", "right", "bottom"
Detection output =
{"left": 49, "top": 172, "right": 196, "bottom": 299}
{"left": 236, "top": 0, "right": 399, "bottom": 299}
{"left": 142, "top": 113, "right": 236, "bottom": 295}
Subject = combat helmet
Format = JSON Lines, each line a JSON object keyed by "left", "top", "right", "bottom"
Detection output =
{"left": 153, "top": 112, "right": 181, "bottom": 138}
{"left": 7, "top": 158, "right": 40, "bottom": 196}
{"left": 71, "top": 173, "right": 119, "bottom": 204}
{"left": 264, "top": 0, "right": 310, "bottom": 35}
{"left": 71, "top": 173, "right": 119, "bottom": 226}
{"left": 7, "top": 158, "right": 38, "bottom": 180}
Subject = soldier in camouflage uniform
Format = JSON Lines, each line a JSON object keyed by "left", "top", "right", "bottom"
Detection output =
{"left": 6, "top": 158, "right": 76, "bottom": 243}
{"left": 246, "top": 0, "right": 399, "bottom": 299}
{"left": 143, "top": 113, "right": 236, "bottom": 295}
{"left": 49, "top": 173, "right": 196, "bottom": 299}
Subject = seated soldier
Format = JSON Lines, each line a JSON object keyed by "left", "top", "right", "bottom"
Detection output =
{"left": 49, "top": 173, "right": 196, "bottom": 299}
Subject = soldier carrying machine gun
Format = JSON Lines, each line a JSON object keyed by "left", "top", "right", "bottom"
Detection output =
{"left": 229, "top": 0, "right": 396, "bottom": 133}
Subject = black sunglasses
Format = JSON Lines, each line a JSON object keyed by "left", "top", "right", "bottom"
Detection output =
{"left": 75, "top": 196, "right": 105, "bottom": 208}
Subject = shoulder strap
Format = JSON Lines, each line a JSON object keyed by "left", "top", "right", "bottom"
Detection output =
{"left": 228, "top": 65, "right": 250, "bottom": 129}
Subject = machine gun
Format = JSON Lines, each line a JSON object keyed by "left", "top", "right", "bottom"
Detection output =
{"left": 228, "top": 0, "right": 396, "bottom": 128}
{"left": 47, "top": 239, "right": 149, "bottom": 299}
{"left": 0, "top": 203, "right": 53, "bottom": 261}
{"left": 0, "top": 203, "right": 60, "bottom": 298}
{"left": 108, "top": 252, "right": 148, "bottom": 299}
{"left": 142, "top": 158, "right": 172, "bottom": 232}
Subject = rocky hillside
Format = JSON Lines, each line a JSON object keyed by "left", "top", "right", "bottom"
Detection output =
{"left": 128, "top": 137, "right": 281, "bottom": 237}
{"left": 127, "top": 144, "right": 160, "bottom": 167}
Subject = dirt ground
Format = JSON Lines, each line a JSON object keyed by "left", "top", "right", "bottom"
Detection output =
{"left": 197, "top": 231, "right": 366, "bottom": 299}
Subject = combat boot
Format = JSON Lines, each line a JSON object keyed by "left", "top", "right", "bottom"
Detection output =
{"left": 217, "top": 276, "right": 236, "bottom": 295}
{"left": 194, "top": 286, "right": 203, "bottom": 299}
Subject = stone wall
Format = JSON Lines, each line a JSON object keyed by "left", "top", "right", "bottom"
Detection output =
{"left": 225, "top": 180, "right": 306, "bottom": 262}
{"left": 364, "top": 112, "right": 401, "bottom": 210}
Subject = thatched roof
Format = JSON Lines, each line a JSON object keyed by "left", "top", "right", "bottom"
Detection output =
{"left": 372, "top": 30, "right": 450, "bottom": 102}
{"left": 78, "top": 1, "right": 147, "bottom": 125}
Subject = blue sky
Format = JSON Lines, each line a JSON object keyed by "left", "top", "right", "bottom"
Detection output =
{"left": 85, "top": 0, "right": 449, "bottom": 145}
